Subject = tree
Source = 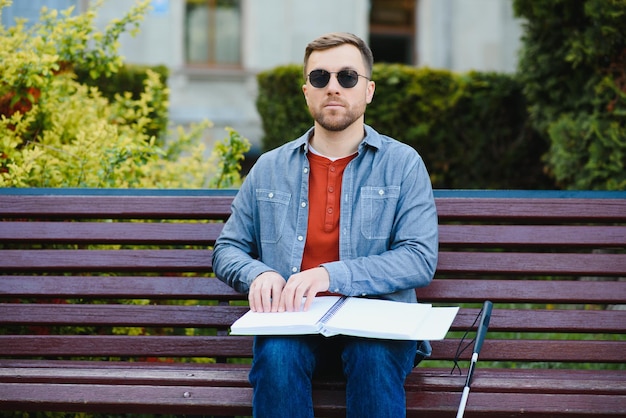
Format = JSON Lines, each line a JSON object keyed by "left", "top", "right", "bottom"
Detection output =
{"left": 514, "top": 0, "right": 626, "bottom": 190}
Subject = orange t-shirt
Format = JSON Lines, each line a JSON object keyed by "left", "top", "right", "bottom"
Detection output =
{"left": 302, "top": 152, "right": 357, "bottom": 288}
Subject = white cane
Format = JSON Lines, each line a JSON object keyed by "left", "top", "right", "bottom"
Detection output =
{"left": 456, "top": 300, "right": 493, "bottom": 418}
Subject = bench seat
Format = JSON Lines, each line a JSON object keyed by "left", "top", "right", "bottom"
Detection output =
{"left": 1, "top": 189, "right": 625, "bottom": 417}
{"left": 1, "top": 361, "right": 625, "bottom": 417}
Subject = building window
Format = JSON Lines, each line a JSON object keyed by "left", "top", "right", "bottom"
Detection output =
{"left": 369, "top": 0, "right": 416, "bottom": 65}
{"left": 185, "top": 0, "right": 241, "bottom": 66}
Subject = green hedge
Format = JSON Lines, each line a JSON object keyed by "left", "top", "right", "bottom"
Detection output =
{"left": 75, "top": 63, "right": 170, "bottom": 143}
{"left": 256, "top": 64, "right": 311, "bottom": 151}
{"left": 257, "top": 63, "right": 553, "bottom": 189}
{"left": 514, "top": 0, "right": 626, "bottom": 190}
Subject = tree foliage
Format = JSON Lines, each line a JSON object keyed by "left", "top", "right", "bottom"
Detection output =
{"left": 0, "top": 0, "right": 249, "bottom": 188}
{"left": 514, "top": 0, "right": 626, "bottom": 190}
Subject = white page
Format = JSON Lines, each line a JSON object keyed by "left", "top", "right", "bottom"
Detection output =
{"left": 229, "top": 296, "right": 342, "bottom": 335}
{"left": 415, "top": 307, "right": 460, "bottom": 340}
{"left": 321, "top": 298, "right": 434, "bottom": 340}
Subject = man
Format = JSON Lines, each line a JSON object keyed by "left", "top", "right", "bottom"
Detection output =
{"left": 213, "top": 32, "right": 438, "bottom": 418}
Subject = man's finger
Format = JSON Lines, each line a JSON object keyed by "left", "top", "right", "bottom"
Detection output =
{"left": 282, "top": 285, "right": 294, "bottom": 312}
{"left": 270, "top": 281, "right": 282, "bottom": 312}
{"left": 302, "top": 288, "right": 317, "bottom": 312}
{"left": 261, "top": 284, "right": 273, "bottom": 313}
{"left": 248, "top": 286, "right": 260, "bottom": 312}
{"left": 293, "top": 285, "right": 308, "bottom": 311}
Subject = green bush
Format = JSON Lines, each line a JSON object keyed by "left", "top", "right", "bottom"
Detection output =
{"left": 256, "top": 64, "right": 311, "bottom": 151}
{"left": 0, "top": 0, "right": 249, "bottom": 189}
{"left": 74, "top": 63, "right": 170, "bottom": 142}
{"left": 514, "top": 0, "right": 626, "bottom": 190}
{"left": 256, "top": 63, "right": 552, "bottom": 189}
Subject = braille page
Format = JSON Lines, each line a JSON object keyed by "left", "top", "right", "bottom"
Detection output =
{"left": 321, "top": 298, "right": 458, "bottom": 340}
{"left": 229, "top": 296, "right": 343, "bottom": 336}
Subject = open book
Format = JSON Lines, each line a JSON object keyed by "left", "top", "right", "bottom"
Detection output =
{"left": 230, "top": 296, "right": 459, "bottom": 340}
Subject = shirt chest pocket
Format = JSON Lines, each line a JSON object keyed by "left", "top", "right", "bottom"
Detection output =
{"left": 256, "top": 189, "right": 291, "bottom": 244}
{"left": 360, "top": 186, "right": 400, "bottom": 240}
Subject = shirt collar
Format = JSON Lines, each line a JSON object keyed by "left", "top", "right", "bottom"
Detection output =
{"left": 288, "top": 124, "right": 382, "bottom": 153}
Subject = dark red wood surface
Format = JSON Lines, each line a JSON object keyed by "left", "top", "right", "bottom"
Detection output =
{"left": 0, "top": 195, "right": 235, "bottom": 219}
{"left": 1, "top": 192, "right": 624, "bottom": 416}
{"left": 0, "top": 381, "right": 624, "bottom": 417}
{"left": 0, "top": 275, "right": 242, "bottom": 299}
{"left": 1, "top": 335, "right": 624, "bottom": 363}
{"left": 0, "top": 221, "right": 224, "bottom": 244}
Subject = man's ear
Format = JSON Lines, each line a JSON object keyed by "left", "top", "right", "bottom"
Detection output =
{"left": 366, "top": 80, "right": 375, "bottom": 104}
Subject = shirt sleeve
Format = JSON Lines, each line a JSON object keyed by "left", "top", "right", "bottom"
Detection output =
{"left": 212, "top": 170, "right": 276, "bottom": 294}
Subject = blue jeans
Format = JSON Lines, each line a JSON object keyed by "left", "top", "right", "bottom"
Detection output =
{"left": 249, "top": 335, "right": 417, "bottom": 418}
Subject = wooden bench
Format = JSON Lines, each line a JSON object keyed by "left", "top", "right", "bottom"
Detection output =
{"left": 1, "top": 188, "right": 625, "bottom": 417}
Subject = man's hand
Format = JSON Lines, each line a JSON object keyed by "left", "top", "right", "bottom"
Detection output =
{"left": 248, "top": 271, "right": 286, "bottom": 312}
{"left": 280, "top": 267, "right": 330, "bottom": 312}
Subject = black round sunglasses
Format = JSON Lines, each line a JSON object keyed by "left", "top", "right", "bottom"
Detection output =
{"left": 307, "top": 69, "right": 370, "bottom": 89}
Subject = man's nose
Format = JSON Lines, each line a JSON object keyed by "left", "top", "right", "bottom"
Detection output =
{"left": 326, "top": 74, "right": 342, "bottom": 93}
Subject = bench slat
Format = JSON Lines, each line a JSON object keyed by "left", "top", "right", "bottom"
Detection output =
{"left": 0, "top": 335, "right": 214, "bottom": 358}
{"left": 0, "top": 335, "right": 254, "bottom": 357}
{"left": 3, "top": 250, "right": 624, "bottom": 276}
{"left": 3, "top": 222, "right": 624, "bottom": 247}
{"left": 0, "top": 362, "right": 253, "bottom": 388}
{"left": 4, "top": 196, "right": 625, "bottom": 222}
{"left": 0, "top": 249, "right": 214, "bottom": 272}
{"left": 406, "top": 391, "right": 626, "bottom": 417}
{"left": 416, "top": 279, "right": 625, "bottom": 304}
{"left": 408, "top": 368, "right": 626, "bottom": 395}
{"left": 430, "top": 339, "right": 626, "bottom": 363}
{"left": 1, "top": 276, "right": 621, "bottom": 304}
{"left": 0, "top": 221, "right": 223, "bottom": 244}
{"left": 477, "top": 308, "right": 626, "bottom": 333}
{"left": 1, "top": 336, "right": 623, "bottom": 363}
{"left": 0, "top": 276, "right": 242, "bottom": 299}
{"left": 0, "top": 382, "right": 624, "bottom": 417}
{"left": 0, "top": 195, "right": 235, "bottom": 219}
{"left": 439, "top": 225, "right": 626, "bottom": 247}
{"left": 2, "top": 304, "right": 624, "bottom": 334}
{"left": 0, "top": 304, "right": 247, "bottom": 328}
{"left": 437, "top": 252, "right": 626, "bottom": 276}
{"left": 2, "top": 362, "right": 624, "bottom": 396}
{"left": 0, "top": 382, "right": 253, "bottom": 416}
{"left": 435, "top": 198, "right": 626, "bottom": 222}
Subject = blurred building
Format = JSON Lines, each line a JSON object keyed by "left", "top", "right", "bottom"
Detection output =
{"left": 3, "top": 0, "right": 523, "bottom": 159}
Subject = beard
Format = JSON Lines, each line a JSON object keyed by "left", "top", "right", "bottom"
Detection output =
{"left": 310, "top": 101, "right": 365, "bottom": 132}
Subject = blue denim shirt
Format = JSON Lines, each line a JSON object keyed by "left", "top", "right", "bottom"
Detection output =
{"left": 213, "top": 124, "right": 438, "bottom": 305}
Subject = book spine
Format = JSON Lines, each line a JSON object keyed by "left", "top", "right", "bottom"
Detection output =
{"left": 318, "top": 296, "right": 348, "bottom": 325}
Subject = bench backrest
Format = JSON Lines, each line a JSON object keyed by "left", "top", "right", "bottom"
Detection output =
{"left": 1, "top": 189, "right": 625, "bottom": 367}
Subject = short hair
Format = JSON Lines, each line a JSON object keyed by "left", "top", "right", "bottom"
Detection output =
{"left": 303, "top": 32, "right": 374, "bottom": 79}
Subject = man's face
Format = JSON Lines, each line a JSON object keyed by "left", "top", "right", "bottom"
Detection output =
{"left": 303, "top": 44, "right": 375, "bottom": 132}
